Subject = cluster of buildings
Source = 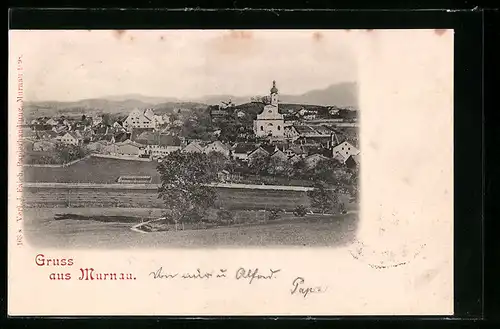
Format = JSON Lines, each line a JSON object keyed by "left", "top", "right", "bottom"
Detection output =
{"left": 23, "top": 80, "right": 359, "bottom": 171}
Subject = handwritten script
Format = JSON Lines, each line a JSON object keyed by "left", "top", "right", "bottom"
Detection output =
{"left": 150, "top": 267, "right": 327, "bottom": 298}
{"left": 150, "top": 267, "right": 281, "bottom": 284}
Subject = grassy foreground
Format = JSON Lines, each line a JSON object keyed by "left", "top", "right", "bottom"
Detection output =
{"left": 23, "top": 207, "right": 358, "bottom": 249}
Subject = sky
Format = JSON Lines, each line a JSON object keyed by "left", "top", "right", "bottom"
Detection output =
{"left": 10, "top": 30, "right": 357, "bottom": 102}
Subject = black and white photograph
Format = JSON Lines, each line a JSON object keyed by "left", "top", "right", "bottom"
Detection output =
{"left": 19, "top": 30, "right": 360, "bottom": 249}
{"left": 9, "top": 28, "right": 454, "bottom": 316}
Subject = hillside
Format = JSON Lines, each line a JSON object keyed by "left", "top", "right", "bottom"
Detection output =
{"left": 193, "top": 82, "right": 358, "bottom": 107}
{"left": 23, "top": 99, "right": 208, "bottom": 119}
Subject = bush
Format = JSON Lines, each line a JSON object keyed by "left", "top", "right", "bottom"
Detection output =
{"left": 293, "top": 205, "right": 308, "bottom": 217}
{"left": 338, "top": 203, "right": 347, "bottom": 214}
{"left": 267, "top": 208, "right": 283, "bottom": 221}
{"left": 217, "top": 209, "right": 234, "bottom": 224}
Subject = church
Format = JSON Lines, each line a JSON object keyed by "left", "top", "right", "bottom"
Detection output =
{"left": 253, "top": 80, "right": 285, "bottom": 138}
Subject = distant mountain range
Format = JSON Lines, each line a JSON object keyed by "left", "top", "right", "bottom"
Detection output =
{"left": 24, "top": 82, "right": 357, "bottom": 118}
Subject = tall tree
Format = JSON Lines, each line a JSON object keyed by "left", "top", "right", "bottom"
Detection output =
{"left": 307, "top": 182, "right": 339, "bottom": 214}
{"left": 157, "top": 151, "right": 217, "bottom": 224}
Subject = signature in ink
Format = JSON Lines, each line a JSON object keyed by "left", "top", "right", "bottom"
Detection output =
{"left": 290, "top": 277, "right": 327, "bottom": 298}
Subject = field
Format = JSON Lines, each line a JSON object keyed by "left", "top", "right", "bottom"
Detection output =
{"left": 23, "top": 208, "right": 358, "bottom": 248}
{"left": 23, "top": 156, "right": 161, "bottom": 184}
{"left": 23, "top": 186, "right": 355, "bottom": 211}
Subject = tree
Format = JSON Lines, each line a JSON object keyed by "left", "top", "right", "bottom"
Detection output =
{"left": 157, "top": 151, "right": 217, "bottom": 225}
{"left": 307, "top": 182, "right": 339, "bottom": 214}
{"left": 249, "top": 153, "right": 270, "bottom": 176}
{"left": 293, "top": 205, "right": 308, "bottom": 217}
{"left": 54, "top": 143, "right": 88, "bottom": 164}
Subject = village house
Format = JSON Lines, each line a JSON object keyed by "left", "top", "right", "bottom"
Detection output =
{"left": 220, "top": 99, "right": 235, "bottom": 109}
{"left": 304, "top": 153, "right": 329, "bottom": 168}
{"left": 92, "top": 115, "right": 103, "bottom": 126}
{"left": 253, "top": 80, "right": 285, "bottom": 139}
{"left": 145, "top": 134, "right": 182, "bottom": 158}
{"left": 270, "top": 149, "right": 289, "bottom": 162}
{"left": 182, "top": 141, "right": 205, "bottom": 153}
{"left": 345, "top": 154, "right": 360, "bottom": 169}
{"left": 57, "top": 132, "right": 82, "bottom": 146}
{"left": 288, "top": 154, "right": 303, "bottom": 164}
{"left": 122, "top": 108, "right": 162, "bottom": 131}
{"left": 204, "top": 141, "right": 231, "bottom": 158}
{"left": 102, "top": 139, "right": 146, "bottom": 156}
{"left": 235, "top": 110, "right": 246, "bottom": 118}
{"left": 36, "top": 130, "right": 58, "bottom": 140}
{"left": 45, "top": 118, "right": 58, "bottom": 126}
{"left": 332, "top": 141, "right": 360, "bottom": 162}
{"left": 247, "top": 146, "right": 270, "bottom": 164}
{"left": 232, "top": 143, "right": 258, "bottom": 161}
{"left": 283, "top": 125, "right": 300, "bottom": 140}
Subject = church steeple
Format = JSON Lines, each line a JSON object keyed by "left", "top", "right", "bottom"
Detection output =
{"left": 270, "top": 80, "right": 278, "bottom": 94}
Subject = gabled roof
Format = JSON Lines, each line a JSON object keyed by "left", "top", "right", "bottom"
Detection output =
{"left": 248, "top": 146, "right": 270, "bottom": 157}
{"left": 261, "top": 145, "right": 277, "bottom": 155}
{"left": 233, "top": 143, "right": 258, "bottom": 154}
{"left": 270, "top": 149, "right": 288, "bottom": 159}
{"left": 116, "top": 139, "right": 145, "bottom": 148}
{"left": 159, "top": 134, "right": 181, "bottom": 147}
{"left": 64, "top": 132, "right": 80, "bottom": 140}
{"left": 205, "top": 140, "right": 230, "bottom": 151}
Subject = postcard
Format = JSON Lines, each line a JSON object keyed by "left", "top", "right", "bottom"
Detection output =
{"left": 8, "top": 29, "right": 453, "bottom": 316}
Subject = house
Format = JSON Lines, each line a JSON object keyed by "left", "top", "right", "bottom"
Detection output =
{"left": 304, "top": 153, "right": 329, "bottom": 168}
{"left": 60, "top": 132, "right": 82, "bottom": 146}
{"left": 204, "top": 141, "right": 231, "bottom": 158}
{"left": 283, "top": 126, "right": 300, "bottom": 139}
{"left": 36, "top": 130, "right": 58, "bottom": 140}
{"left": 45, "top": 118, "right": 58, "bottom": 126}
{"left": 232, "top": 143, "right": 258, "bottom": 161}
{"left": 270, "top": 149, "right": 289, "bottom": 162}
{"left": 329, "top": 108, "right": 340, "bottom": 116}
{"left": 103, "top": 140, "right": 146, "bottom": 156}
{"left": 288, "top": 154, "right": 303, "bottom": 164}
{"left": 113, "top": 122, "right": 125, "bottom": 130}
{"left": 146, "top": 134, "right": 182, "bottom": 158}
{"left": 134, "top": 130, "right": 156, "bottom": 145}
{"left": 298, "top": 108, "right": 307, "bottom": 116}
{"left": 247, "top": 146, "right": 270, "bottom": 164}
{"left": 345, "top": 154, "right": 360, "bottom": 169}
{"left": 33, "top": 140, "right": 56, "bottom": 152}
{"left": 332, "top": 141, "right": 360, "bottom": 162}
{"left": 92, "top": 116, "right": 103, "bottom": 126}
{"left": 304, "top": 114, "right": 317, "bottom": 120}
{"left": 235, "top": 110, "right": 246, "bottom": 118}
{"left": 122, "top": 109, "right": 160, "bottom": 131}
{"left": 183, "top": 141, "right": 205, "bottom": 153}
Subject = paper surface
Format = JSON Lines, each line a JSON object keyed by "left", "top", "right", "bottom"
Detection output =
{"left": 8, "top": 29, "right": 453, "bottom": 316}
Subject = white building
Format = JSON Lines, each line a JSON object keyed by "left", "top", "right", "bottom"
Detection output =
{"left": 253, "top": 80, "right": 285, "bottom": 138}
{"left": 60, "top": 132, "right": 81, "bottom": 146}
{"left": 332, "top": 141, "right": 360, "bottom": 162}
{"left": 122, "top": 109, "right": 162, "bottom": 131}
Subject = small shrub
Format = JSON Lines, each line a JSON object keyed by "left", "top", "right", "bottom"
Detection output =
{"left": 267, "top": 208, "right": 283, "bottom": 221}
{"left": 217, "top": 209, "right": 234, "bottom": 224}
{"left": 338, "top": 203, "right": 347, "bottom": 214}
{"left": 293, "top": 205, "right": 308, "bottom": 217}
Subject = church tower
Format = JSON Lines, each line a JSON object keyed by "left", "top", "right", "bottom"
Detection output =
{"left": 253, "top": 80, "right": 285, "bottom": 138}
{"left": 270, "top": 80, "right": 279, "bottom": 107}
